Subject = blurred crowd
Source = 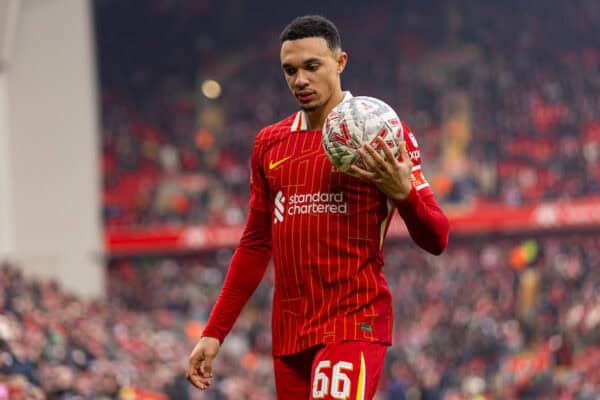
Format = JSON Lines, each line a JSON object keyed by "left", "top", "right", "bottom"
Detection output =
{"left": 1, "top": 233, "right": 599, "bottom": 399}
{"left": 96, "top": 0, "right": 600, "bottom": 227}
{"left": 0, "top": 260, "right": 193, "bottom": 400}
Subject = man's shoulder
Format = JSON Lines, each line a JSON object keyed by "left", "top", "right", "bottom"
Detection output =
{"left": 255, "top": 113, "right": 298, "bottom": 143}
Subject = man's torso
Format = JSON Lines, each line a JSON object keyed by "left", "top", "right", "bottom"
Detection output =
{"left": 251, "top": 112, "right": 395, "bottom": 355}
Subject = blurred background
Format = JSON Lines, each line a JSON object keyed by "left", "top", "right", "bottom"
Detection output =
{"left": 0, "top": 0, "right": 599, "bottom": 398}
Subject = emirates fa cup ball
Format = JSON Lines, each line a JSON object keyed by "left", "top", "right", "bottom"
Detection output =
{"left": 322, "top": 96, "right": 404, "bottom": 173}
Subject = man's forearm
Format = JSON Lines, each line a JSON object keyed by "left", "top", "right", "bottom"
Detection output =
{"left": 395, "top": 187, "right": 449, "bottom": 255}
{"left": 202, "top": 209, "right": 272, "bottom": 342}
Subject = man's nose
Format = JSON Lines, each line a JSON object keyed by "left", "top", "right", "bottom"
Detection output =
{"left": 294, "top": 70, "right": 309, "bottom": 88}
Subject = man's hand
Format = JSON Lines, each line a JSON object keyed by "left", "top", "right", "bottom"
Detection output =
{"left": 187, "top": 336, "right": 221, "bottom": 390}
{"left": 350, "top": 136, "right": 414, "bottom": 201}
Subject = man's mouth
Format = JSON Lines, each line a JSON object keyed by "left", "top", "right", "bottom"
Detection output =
{"left": 296, "top": 92, "right": 316, "bottom": 102}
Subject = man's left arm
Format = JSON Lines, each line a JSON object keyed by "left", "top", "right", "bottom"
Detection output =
{"left": 350, "top": 124, "right": 449, "bottom": 255}
{"left": 394, "top": 186, "right": 448, "bottom": 255}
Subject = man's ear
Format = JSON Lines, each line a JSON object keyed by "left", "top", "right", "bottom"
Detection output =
{"left": 337, "top": 51, "right": 348, "bottom": 74}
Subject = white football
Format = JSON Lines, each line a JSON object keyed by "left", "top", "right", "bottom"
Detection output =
{"left": 322, "top": 96, "right": 404, "bottom": 173}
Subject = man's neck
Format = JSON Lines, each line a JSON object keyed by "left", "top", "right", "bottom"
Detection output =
{"left": 305, "top": 90, "right": 345, "bottom": 130}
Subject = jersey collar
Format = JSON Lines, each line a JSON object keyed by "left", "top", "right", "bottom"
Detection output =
{"left": 290, "top": 91, "right": 353, "bottom": 132}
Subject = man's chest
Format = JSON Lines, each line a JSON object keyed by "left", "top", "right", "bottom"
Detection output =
{"left": 262, "top": 130, "right": 347, "bottom": 191}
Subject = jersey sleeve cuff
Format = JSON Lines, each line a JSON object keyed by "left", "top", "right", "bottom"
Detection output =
{"left": 393, "top": 186, "right": 419, "bottom": 210}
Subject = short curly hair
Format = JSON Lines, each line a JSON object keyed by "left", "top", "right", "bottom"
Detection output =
{"left": 280, "top": 15, "right": 342, "bottom": 52}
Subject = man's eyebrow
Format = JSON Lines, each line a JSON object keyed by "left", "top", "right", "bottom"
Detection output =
{"left": 281, "top": 58, "right": 323, "bottom": 69}
{"left": 303, "top": 57, "right": 322, "bottom": 65}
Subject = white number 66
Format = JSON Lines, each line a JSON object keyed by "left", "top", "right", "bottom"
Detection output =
{"left": 312, "top": 360, "right": 353, "bottom": 399}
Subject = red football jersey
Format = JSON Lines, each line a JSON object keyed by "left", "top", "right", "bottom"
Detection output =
{"left": 249, "top": 105, "right": 431, "bottom": 356}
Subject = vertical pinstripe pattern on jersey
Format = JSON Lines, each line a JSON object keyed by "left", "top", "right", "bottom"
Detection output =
{"left": 301, "top": 131, "right": 317, "bottom": 351}
{"left": 375, "top": 193, "right": 383, "bottom": 318}
{"left": 342, "top": 172, "right": 349, "bottom": 341}
{"left": 279, "top": 125, "right": 293, "bottom": 353}
{"left": 363, "top": 187, "right": 372, "bottom": 326}
{"left": 273, "top": 127, "right": 286, "bottom": 352}
{"left": 266, "top": 128, "right": 280, "bottom": 351}
{"left": 368, "top": 188, "right": 384, "bottom": 321}
{"left": 294, "top": 134, "right": 314, "bottom": 332}
{"left": 265, "top": 112, "right": 400, "bottom": 355}
{"left": 332, "top": 165, "right": 340, "bottom": 340}
{"left": 286, "top": 125, "right": 298, "bottom": 352}
{"left": 354, "top": 180, "right": 361, "bottom": 339}
{"left": 318, "top": 135, "right": 329, "bottom": 342}
{"left": 295, "top": 140, "right": 305, "bottom": 353}
{"left": 368, "top": 190, "right": 377, "bottom": 327}
{"left": 299, "top": 133, "right": 314, "bottom": 351}
{"left": 365, "top": 187, "right": 377, "bottom": 315}
{"left": 280, "top": 128, "right": 293, "bottom": 249}
{"left": 360, "top": 194, "right": 371, "bottom": 322}
{"left": 324, "top": 162, "right": 331, "bottom": 332}
{"left": 303, "top": 131, "right": 323, "bottom": 346}
{"left": 293, "top": 128, "right": 304, "bottom": 352}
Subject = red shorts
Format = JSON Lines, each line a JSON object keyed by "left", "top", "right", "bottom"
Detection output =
{"left": 273, "top": 341, "right": 387, "bottom": 400}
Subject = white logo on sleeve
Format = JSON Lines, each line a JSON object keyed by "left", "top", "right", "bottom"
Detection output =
{"left": 274, "top": 191, "right": 286, "bottom": 223}
{"left": 408, "top": 132, "right": 418, "bottom": 147}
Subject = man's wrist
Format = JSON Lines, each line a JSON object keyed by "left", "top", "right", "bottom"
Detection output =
{"left": 200, "top": 332, "right": 224, "bottom": 346}
{"left": 392, "top": 186, "right": 418, "bottom": 207}
{"left": 200, "top": 334, "right": 223, "bottom": 346}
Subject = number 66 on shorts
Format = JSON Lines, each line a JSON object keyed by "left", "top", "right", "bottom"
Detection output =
{"left": 310, "top": 342, "right": 387, "bottom": 400}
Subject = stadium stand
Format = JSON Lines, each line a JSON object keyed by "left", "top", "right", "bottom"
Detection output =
{"left": 2, "top": 234, "right": 599, "bottom": 398}
{"left": 97, "top": 0, "right": 600, "bottom": 227}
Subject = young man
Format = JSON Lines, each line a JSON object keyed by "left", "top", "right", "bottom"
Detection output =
{"left": 188, "top": 15, "right": 449, "bottom": 399}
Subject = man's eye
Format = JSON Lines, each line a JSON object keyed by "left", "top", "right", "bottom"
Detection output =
{"left": 306, "top": 64, "right": 319, "bottom": 71}
{"left": 285, "top": 68, "right": 296, "bottom": 75}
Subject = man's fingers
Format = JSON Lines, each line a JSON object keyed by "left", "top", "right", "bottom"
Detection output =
{"left": 357, "top": 146, "right": 379, "bottom": 171}
{"left": 354, "top": 141, "right": 394, "bottom": 180}
{"left": 188, "top": 351, "right": 205, "bottom": 374}
{"left": 349, "top": 164, "right": 376, "bottom": 180}
{"left": 399, "top": 141, "right": 412, "bottom": 166}
{"left": 364, "top": 142, "right": 386, "bottom": 166}
{"left": 200, "top": 356, "right": 215, "bottom": 378}
{"left": 187, "top": 355, "right": 213, "bottom": 390}
{"left": 188, "top": 348, "right": 211, "bottom": 389}
{"left": 375, "top": 136, "right": 397, "bottom": 162}
{"left": 187, "top": 337, "right": 221, "bottom": 391}
{"left": 187, "top": 369, "right": 212, "bottom": 390}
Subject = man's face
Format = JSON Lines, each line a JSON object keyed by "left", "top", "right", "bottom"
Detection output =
{"left": 280, "top": 37, "right": 346, "bottom": 112}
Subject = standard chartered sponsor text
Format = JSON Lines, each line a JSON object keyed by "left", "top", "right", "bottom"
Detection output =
{"left": 287, "top": 191, "right": 347, "bottom": 215}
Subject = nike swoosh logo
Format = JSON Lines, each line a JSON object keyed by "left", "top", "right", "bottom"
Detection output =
{"left": 269, "top": 156, "right": 291, "bottom": 170}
